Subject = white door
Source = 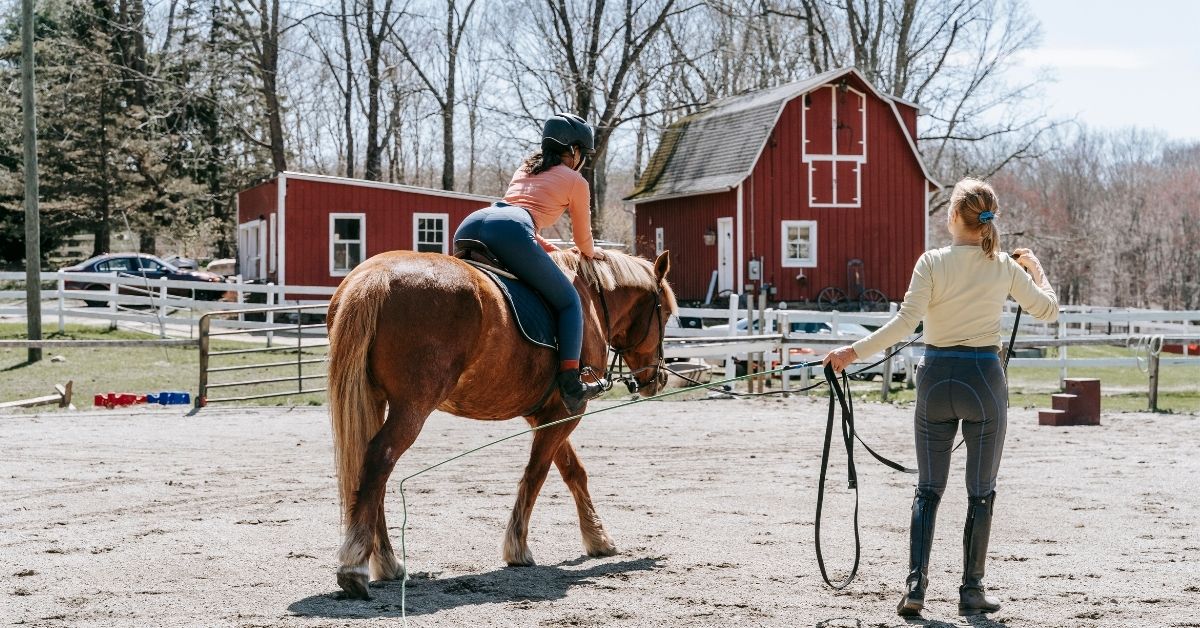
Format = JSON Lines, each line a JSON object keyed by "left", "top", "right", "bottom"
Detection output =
{"left": 717, "top": 217, "right": 734, "bottom": 294}
{"left": 238, "top": 221, "right": 263, "bottom": 280}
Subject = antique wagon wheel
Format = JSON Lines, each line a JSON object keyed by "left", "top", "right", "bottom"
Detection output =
{"left": 817, "top": 286, "right": 846, "bottom": 311}
{"left": 859, "top": 288, "right": 889, "bottom": 312}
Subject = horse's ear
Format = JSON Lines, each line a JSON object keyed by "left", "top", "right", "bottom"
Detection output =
{"left": 654, "top": 250, "right": 670, "bottom": 281}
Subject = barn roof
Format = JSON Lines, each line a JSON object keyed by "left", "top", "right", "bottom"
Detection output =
{"left": 626, "top": 67, "right": 940, "bottom": 203}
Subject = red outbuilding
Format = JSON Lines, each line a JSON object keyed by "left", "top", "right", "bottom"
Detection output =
{"left": 627, "top": 66, "right": 941, "bottom": 306}
{"left": 236, "top": 172, "right": 498, "bottom": 288}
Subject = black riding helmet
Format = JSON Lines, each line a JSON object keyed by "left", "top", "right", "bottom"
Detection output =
{"left": 542, "top": 113, "right": 595, "bottom": 160}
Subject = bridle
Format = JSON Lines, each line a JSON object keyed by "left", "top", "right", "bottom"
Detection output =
{"left": 593, "top": 281, "right": 667, "bottom": 394}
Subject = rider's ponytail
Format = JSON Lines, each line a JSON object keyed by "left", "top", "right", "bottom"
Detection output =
{"left": 950, "top": 177, "right": 1001, "bottom": 260}
{"left": 520, "top": 150, "right": 566, "bottom": 176}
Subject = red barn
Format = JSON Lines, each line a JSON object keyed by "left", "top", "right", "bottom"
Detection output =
{"left": 236, "top": 172, "right": 498, "bottom": 288}
{"left": 628, "top": 67, "right": 940, "bottom": 305}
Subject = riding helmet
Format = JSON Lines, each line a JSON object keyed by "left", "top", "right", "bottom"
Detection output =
{"left": 542, "top": 113, "right": 595, "bottom": 156}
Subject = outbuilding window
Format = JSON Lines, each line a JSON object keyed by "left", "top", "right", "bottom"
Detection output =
{"left": 781, "top": 220, "right": 817, "bottom": 268}
{"left": 413, "top": 213, "right": 449, "bottom": 254}
{"left": 330, "top": 213, "right": 366, "bottom": 276}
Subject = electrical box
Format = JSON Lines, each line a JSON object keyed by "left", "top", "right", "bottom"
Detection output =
{"left": 748, "top": 259, "right": 761, "bottom": 281}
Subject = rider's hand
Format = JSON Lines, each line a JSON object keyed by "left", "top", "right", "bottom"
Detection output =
{"left": 541, "top": 241, "right": 561, "bottom": 253}
{"left": 575, "top": 247, "right": 606, "bottom": 261}
{"left": 822, "top": 345, "right": 858, "bottom": 373}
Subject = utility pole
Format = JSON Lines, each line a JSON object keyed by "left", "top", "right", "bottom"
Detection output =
{"left": 22, "top": 0, "right": 42, "bottom": 363}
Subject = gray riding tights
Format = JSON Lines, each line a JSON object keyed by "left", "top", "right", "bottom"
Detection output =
{"left": 913, "top": 346, "right": 1008, "bottom": 498}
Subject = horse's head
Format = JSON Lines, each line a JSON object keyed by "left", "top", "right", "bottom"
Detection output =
{"left": 562, "top": 250, "right": 676, "bottom": 397}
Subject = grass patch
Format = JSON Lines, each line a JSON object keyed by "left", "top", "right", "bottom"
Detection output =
{"left": 0, "top": 323, "right": 326, "bottom": 410}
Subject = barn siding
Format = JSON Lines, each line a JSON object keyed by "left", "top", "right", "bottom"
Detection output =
{"left": 237, "top": 180, "right": 277, "bottom": 225}
{"left": 743, "top": 85, "right": 925, "bottom": 305}
{"left": 283, "top": 178, "right": 492, "bottom": 287}
{"left": 634, "top": 190, "right": 737, "bottom": 301}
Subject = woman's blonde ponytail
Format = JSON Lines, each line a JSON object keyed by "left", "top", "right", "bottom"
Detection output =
{"left": 950, "top": 178, "right": 1001, "bottom": 259}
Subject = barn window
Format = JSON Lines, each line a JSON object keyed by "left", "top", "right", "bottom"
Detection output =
{"left": 781, "top": 220, "right": 817, "bottom": 268}
{"left": 413, "top": 213, "right": 450, "bottom": 254}
{"left": 330, "top": 213, "right": 366, "bottom": 276}
{"left": 655, "top": 227, "right": 664, "bottom": 256}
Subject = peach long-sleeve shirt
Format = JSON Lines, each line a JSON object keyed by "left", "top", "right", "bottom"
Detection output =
{"left": 851, "top": 246, "right": 1059, "bottom": 359}
{"left": 504, "top": 164, "right": 595, "bottom": 255}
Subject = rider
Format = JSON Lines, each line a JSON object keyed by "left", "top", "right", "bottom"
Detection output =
{"left": 453, "top": 113, "right": 608, "bottom": 413}
{"left": 824, "top": 178, "right": 1058, "bottom": 617}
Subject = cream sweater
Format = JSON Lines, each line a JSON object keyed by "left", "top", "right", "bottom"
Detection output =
{"left": 851, "top": 246, "right": 1059, "bottom": 359}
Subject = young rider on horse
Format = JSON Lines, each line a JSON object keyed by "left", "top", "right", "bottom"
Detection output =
{"left": 824, "top": 178, "right": 1058, "bottom": 617}
{"left": 453, "top": 113, "right": 608, "bottom": 413}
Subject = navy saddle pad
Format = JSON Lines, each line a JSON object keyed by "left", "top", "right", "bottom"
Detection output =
{"left": 475, "top": 267, "right": 557, "bottom": 351}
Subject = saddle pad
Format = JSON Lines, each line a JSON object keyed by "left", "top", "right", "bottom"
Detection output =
{"left": 474, "top": 266, "right": 557, "bottom": 351}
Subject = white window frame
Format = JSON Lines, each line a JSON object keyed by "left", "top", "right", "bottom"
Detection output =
{"left": 412, "top": 212, "right": 450, "bottom": 254}
{"left": 781, "top": 220, "right": 818, "bottom": 268}
{"left": 801, "top": 84, "right": 867, "bottom": 208}
{"left": 329, "top": 213, "right": 366, "bottom": 277}
{"left": 654, "top": 227, "right": 664, "bottom": 256}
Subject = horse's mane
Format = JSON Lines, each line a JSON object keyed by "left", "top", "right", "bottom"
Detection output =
{"left": 551, "top": 249, "right": 678, "bottom": 314}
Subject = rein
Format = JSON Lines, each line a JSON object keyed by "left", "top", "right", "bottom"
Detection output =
{"left": 594, "top": 280, "right": 666, "bottom": 394}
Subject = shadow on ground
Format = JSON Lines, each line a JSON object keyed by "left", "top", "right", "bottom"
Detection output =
{"left": 288, "top": 556, "right": 661, "bottom": 619}
{"left": 817, "top": 614, "right": 1010, "bottom": 627}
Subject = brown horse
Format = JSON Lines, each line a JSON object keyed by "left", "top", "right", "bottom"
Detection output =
{"left": 325, "top": 248, "right": 675, "bottom": 599}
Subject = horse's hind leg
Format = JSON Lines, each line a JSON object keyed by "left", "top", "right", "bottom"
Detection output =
{"left": 370, "top": 499, "right": 404, "bottom": 581}
{"left": 338, "top": 404, "right": 431, "bottom": 598}
{"left": 503, "top": 419, "right": 575, "bottom": 566}
{"left": 554, "top": 438, "right": 617, "bottom": 557}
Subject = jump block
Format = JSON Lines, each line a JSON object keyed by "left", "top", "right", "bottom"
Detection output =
{"left": 1038, "top": 378, "right": 1101, "bottom": 426}
{"left": 1064, "top": 378, "right": 1101, "bottom": 425}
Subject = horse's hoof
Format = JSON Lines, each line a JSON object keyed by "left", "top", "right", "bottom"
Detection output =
{"left": 336, "top": 566, "right": 371, "bottom": 600}
{"left": 504, "top": 547, "right": 535, "bottom": 567}
{"left": 586, "top": 542, "right": 618, "bottom": 558}
{"left": 370, "top": 553, "right": 405, "bottom": 581}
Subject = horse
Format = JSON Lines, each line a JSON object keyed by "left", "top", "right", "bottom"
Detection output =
{"left": 325, "top": 248, "right": 676, "bottom": 599}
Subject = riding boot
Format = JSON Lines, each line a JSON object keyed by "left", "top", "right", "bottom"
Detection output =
{"left": 557, "top": 368, "right": 605, "bottom": 414}
{"left": 897, "top": 488, "right": 941, "bottom": 616}
{"left": 959, "top": 491, "right": 1002, "bottom": 615}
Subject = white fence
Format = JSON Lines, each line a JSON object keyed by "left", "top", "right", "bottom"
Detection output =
{"left": 0, "top": 271, "right": 335, "bottom": 340}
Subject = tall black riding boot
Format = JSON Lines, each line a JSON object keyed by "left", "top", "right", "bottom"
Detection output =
{"left": 897, "top": 488, "right": 941, "bottom": 616}
{"left": 557, "top": 368, "right": 605, "bottom": 414}
{"left": 959, "top": 491, "right": 1002, "bottom": 615}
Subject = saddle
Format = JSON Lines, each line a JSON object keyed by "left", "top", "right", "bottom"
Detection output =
{"left": 452, "top": 238, "right": 555, "bottom": 350}
{"left": 453, "top": 239, "right": 515, "bottom": 278}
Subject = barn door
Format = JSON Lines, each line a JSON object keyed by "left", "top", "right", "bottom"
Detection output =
{"left": 717, "top": 217, "right": 734, "bottom": 294}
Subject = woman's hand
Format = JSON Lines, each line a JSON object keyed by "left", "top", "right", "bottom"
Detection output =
{"left": 822, "top": 345, "right": 858, "bottom": 373}
{"left": 1012, "top": 248, "right": 1045, "bottom": 282}
{"left": 541, "top": 241, "right": 561, "bottom": 253}
{"left": 574, "top": 246, "right": 606, "bottom": 261}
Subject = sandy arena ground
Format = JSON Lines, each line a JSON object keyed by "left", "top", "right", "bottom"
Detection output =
{"left": 3, "top": 396, "right": 1198, "bottom": 627}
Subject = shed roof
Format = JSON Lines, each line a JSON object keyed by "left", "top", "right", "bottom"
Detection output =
{"left": 626, "top": 67, "right": 939, "bottom": 203}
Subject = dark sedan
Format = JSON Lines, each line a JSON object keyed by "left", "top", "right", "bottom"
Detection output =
{"left": 62, "top": 253, "right": 227, "bottom": 306}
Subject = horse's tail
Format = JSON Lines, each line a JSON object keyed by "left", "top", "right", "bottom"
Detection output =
{"left": 327, "top": 269, "right": 392, "bottom": 522}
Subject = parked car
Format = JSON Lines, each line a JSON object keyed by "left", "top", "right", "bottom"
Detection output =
{"left": 205, "top": 258, "right": 237, "bottom": 277}
{"left": 62, "top": 253, "right": 227, "bottom": 306}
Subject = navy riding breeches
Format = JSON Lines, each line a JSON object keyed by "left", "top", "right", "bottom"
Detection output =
{"left": 912, "top": 346, "right": 1008, "bottom": 498}
{"left": 454, "top": 203, "right": 584, "bottom": 363}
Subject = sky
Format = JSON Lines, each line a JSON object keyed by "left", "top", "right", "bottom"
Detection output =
{"left": 1013, "top": 0, "right": 1200, "bottom": 142}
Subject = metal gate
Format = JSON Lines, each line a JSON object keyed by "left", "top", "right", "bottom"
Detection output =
{"left": 197, "top": 304, "right": 329, "bottom": 407}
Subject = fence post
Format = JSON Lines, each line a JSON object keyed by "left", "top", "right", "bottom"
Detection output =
{"left": 881, "top": 344, "right": 894, "bottom": 401}
{"left": 56, "top": 270, "right": 65, "bottom": 333}
{"left": 108, "top": 276, "right": 118, "bottom": 331}
{"left": 296, "top": 306, "right": 304, "bottom": 395}
{"left": 1057, "top": 316, "right": 1067, "bottom": 389}
{"left": 235, "top": 276, "right": 245, "bottom": 323}
{"left": 266, "top": 282, "right": 276, "bottom": 348}
{"left": 725, "top": 294, "right": 737, "bottom": 382}
{"left": 1148, "top": 349, "right": 1160, "bottom": 412}
{"left": 158, "top": 277, "right": 169, "bottom": 338}
{"left": 197, "top": 314, "right": 210, "bottom": 408}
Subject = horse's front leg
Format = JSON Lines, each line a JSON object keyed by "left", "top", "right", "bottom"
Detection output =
{"left": 503, "top": 420, "right": 574, "bottom": 566}
{"left": 554, "top": 438, "right": 617, "bottom": 557}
